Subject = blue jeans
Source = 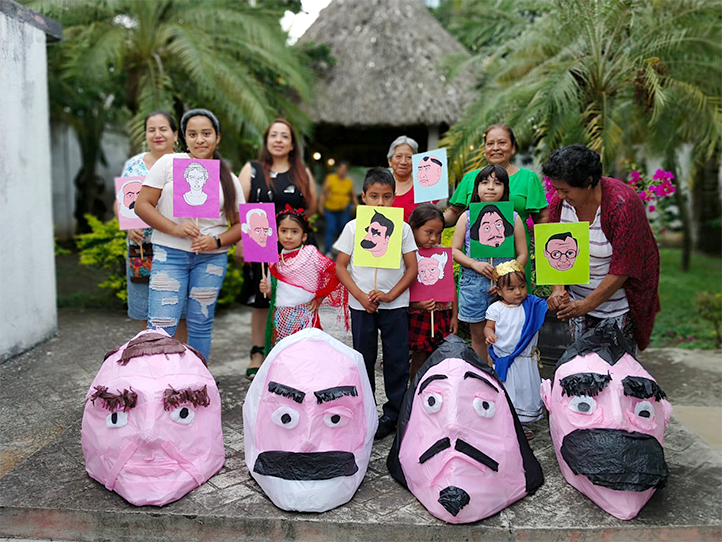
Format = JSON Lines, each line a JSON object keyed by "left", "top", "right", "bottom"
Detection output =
{"left": 147, "top": 245, "right": 227, "bottom": 360}
{"left": 324, "top": 205, "right": 351, "bottom": 254}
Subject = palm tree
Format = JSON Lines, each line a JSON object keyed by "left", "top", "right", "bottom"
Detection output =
{"left": 441, "top": 0, "right": 721, "bottom": 173}
{"left": 29, "top": 0, "right": 314, "bottom": 229}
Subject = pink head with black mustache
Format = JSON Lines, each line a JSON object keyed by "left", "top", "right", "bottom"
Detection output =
{"left": 243, "top": 328, "right": 377, "bottom": 512}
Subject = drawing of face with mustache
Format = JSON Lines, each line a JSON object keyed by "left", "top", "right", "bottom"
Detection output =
{"left": 360, "top": 211, "right": 395, "bottom": 258}
{"left": 470, "top": 204, "right": 513, "bottom": 248}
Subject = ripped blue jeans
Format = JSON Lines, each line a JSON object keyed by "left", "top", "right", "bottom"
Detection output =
{"left": 147, "top": 244, "right": 227, "bottom": 360}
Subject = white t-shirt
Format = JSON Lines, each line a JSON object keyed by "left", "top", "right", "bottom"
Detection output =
{"left": 334, "top": 218, "right": 417, "bottom": 311}
{"left": 143, "top": 153, "right": 245, "bottom": 253}
{"left": 560, "top": 202, "right": 629, "bottom": 318}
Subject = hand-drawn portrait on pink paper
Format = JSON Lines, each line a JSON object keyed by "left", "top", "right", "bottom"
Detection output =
{"left": 172, "top": 158, "right": 220, "bottom": 219}
{"left": 409, "top": 247, "right": 454, "bottom": 303}
{"left": 239, "top": 203, "right": 278, "bottom": 263}
{"left": 115, "top": 176, "right": 149, "bottom": 230}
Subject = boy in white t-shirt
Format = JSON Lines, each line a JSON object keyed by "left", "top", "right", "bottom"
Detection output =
{"left": 334, "top": 168, "right": 418, "bottom": 440}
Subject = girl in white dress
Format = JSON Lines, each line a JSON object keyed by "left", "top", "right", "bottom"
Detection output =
{"left": 484, "top": 260, "right": 547, "bottom": 438}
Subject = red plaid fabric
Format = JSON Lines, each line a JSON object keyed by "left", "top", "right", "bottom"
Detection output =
{"left": 408, "top": 308, "right": 453, "bottom": 352}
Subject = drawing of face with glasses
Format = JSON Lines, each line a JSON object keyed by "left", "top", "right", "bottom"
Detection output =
{"left": 242, "top": 208, "right": 274, "bottom": 248}
{"left": 543, "top": 233, "right": 579, "bottom": 271}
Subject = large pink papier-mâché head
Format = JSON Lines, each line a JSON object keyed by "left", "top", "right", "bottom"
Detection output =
{"left": 243, "top": 328, "right": 377, "bottom": 512}
{"left": 387, "top": 335, "right": 543, "bottom": 523}
{"left": 541, "top": 321, "right": 672, "bottom": 520}
{"left": 81, "top": 329, "right": 224, "bottom": 506}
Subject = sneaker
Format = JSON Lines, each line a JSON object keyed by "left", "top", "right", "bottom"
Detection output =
{"left": 374, "top": 415, "right": 396, "bottom": 440}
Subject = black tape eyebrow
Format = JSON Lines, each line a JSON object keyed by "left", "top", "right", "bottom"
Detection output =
{"left": 559, "top": 373, "right": 612, "bottom": 397}
{"left": 463, "top": 371, "right": 498, "bottom": 393}
{"left": 314, "top": 386, "right": 358, "bottom": 404}
{"left": 455, "top": 439, "right": 499, "bottom": 472}
{"left": 418, "top": 374, "right": 448, "bottom": 395}
{"left": 268, "top": 381, "right": 305, "bottom": 404}
{"left": 623, "top": 376, "right": 667, "bottom": 401}
{"left": 419, "top": 437, "right": 451, "bottom": 464}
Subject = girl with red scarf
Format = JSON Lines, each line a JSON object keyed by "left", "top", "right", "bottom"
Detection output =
{"left": 259, "top": 206, "right": 349, "bottom": 351}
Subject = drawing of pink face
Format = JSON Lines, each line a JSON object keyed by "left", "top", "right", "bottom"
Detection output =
{"left": 244, "top": 329, "right": 377, "bottom": 512}
{"left": 541, "top": 326, "right": 672, "bottom": 520}
{"left": 117, "top": 181, "right": 143, "bottom": 219}
{"left": 398, "top": 357, "right": 530, "bottom": 522}
{"left": 417, "top": 156, "right": 443, "bottom": 187}
{"left": 417, "top": 257, "right": 441, "bottom": 286}
{"left": 248, "top": 211, "right": 272, "bottom": 248}
{"left": 82, "top": 330, "right": 224, "bottom": 506}
{"left": 361, "top": 221, "right": 390, "bottom": 257}
{"left": 544, "top": 234, "right": 578, "bottom": 271}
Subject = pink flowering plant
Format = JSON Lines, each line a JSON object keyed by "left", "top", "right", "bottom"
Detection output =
{"left": 621, "top": 160, "right": 678, "bottom": 237}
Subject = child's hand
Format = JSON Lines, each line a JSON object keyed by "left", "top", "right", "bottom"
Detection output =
{"left": 449, "top": 315, "right": 458, "bottom": 335}
{"left": 368, "top": 289, "right": 392, "bottom": 305}
{"left": 472, "top": 261, "right": 494, "bottom": 279}
{"left": 420, "top": 299, "right": 436, "bottom": 312}
{"left": 488, "top": 285, "right": 499, "bottom": 297}
{"left": 259, "top": 277, "right": 271, "bottom": 295}
{"left": 485, "top": 333, "right": 497, "bottom": 345}
{"left": 547, "top": 290, "right": 569, "bottom": 311}
{"left": 359, "top": 295, "right": 379, "bottom": 313}
{"left": 310, "top": 298, "right": 320, "bottom": 312}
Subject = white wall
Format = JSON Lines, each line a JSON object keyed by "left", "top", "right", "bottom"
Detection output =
{"left": 0, "top": 10, "right": 57, "bottom": 360}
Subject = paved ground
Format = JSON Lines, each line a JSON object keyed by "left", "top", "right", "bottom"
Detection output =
{"left": 0, "top": 307, "right": 720, "bottom": 541}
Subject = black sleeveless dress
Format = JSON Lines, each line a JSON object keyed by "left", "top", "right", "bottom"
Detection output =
{"left": 241, "top": 162, "right": 308, "bottom": 309}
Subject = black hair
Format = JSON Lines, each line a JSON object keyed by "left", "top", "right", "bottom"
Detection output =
{"left": 470, "top": 203, "right": 514, "bottom": 242}
{"left": 544, "top": 232, "right": 578, "bottom": 251}
{"left": 276, "top": 210, "right": 310, "bottom": 234}
{"left": 367, "top": 210, "right": 395, "bottom": 238}
{"left": 179, "top": 108, "right": 238, "bottom": 224}
{"left": 144, "top": 110, "right": 177, "bottom": 133}
{"left": 484, "top": 124, "right": 518, "bottom": 151}
{"left": 363, "top": 167, "right": 395, "bottom": 193}
{"left": 542, "top": 144, "right": 603, "bottom": 188}
{"left": 470, "top": 164, "right": 510, "bottom": 204}
{"left": 498, "top": 270, "right": 527, "bottom": 290}
{"left": 409, "top": 203, "right": 444, "bottom": 231}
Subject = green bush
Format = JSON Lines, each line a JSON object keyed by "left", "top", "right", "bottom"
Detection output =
{"left": 76, "top": 214, "right": 243, "bottom": 307}
{"left": 694, "top": 292, "right": 722, "bottom": 347}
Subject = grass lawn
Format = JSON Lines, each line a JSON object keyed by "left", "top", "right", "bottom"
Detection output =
{"left": 651, "top": 248, "right": 722, "bottom": 349}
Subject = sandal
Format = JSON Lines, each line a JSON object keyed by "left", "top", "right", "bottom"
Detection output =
{"left": 246, "top": 345, "right": 265, "bottom": 380}
{"left": 523, "top": 427, "right": 534, "bottom": 440}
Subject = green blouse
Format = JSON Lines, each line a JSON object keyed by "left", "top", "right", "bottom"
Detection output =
{"left": 449, "top": 167, "right": 548, "bottom": 286}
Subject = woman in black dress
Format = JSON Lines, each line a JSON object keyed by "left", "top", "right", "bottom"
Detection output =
{"left": 238, "top": 119, "right": 317, "bottom": 379}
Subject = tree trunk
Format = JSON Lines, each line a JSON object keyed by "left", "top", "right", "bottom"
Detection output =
{"left": 692, "top": 156, "right": 722, "bottom": 257}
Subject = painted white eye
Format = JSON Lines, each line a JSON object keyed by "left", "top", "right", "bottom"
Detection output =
{"left": 473, "top": 397, "right": 496, "bottom": 418}
{"left": 422, "top": 392, "right": 443, "bottom": 414}
{"left": 170, "top": 406, "right": 195, "bottom": 425}
{"left": 272, "top": 407, "right": 299, "bottom": 429}
{"left": 323, "top": 412, "right": 350, "bottom": 428}
{"left": 634, "top": 401, "right": 655, "bottom": 420}
{"left": 569, "top": 396, "right": 597, "bottom": 415}
{"left": 106, "top": 411, "right": 128, "bottom": 428}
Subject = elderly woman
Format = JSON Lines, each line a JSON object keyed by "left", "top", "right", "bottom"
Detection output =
{"left": 387, "top": 135, "right": 420, "bottom": 222}
{"left": 444, "top": 124, "right": 548, "bottom": 286}
{"left": 544, "top": 145, "right": 660, "bottom": 350}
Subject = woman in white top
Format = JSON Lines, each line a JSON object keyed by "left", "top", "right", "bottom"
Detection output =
{"left": 135, "top": 108, "right": 244, "bottom": 360}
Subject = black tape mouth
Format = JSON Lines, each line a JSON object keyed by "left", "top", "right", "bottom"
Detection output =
{"left": 561, "top": 429, "right": 668, "bottom": 491}
{"left": 438, "top": 486, "right": 470, "bottom": 517}
{"left": 253, "top": 451, "right": 358, "bottom": 481}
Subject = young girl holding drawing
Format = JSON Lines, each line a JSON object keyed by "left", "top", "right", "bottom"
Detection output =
{"left": 259, "top": 205, "right": 348, "bottom": 351}
{"left": 451, "top": 165, "right": 528, "bottom": 362}
{"left": 484, "top": 261, "right": 547, "bottom": 438}
{"left": 407, "top": 204, "right": 458, "bottom": 379}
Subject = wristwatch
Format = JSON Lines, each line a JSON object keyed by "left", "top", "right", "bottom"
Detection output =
{"left": 213, "top": 235, "right": 222, "bottom": 249}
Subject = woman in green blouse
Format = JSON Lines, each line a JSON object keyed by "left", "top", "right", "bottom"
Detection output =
{"left": 444, "top": 124, "right": 548, "bottom": 286}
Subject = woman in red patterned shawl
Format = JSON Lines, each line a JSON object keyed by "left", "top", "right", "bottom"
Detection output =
{"left": 543, "top": 145, "right": 660, "bottom": 351}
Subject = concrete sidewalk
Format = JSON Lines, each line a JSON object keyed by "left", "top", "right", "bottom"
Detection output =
{"left": 0, "top": 307, "right": 720, "bottom": 541}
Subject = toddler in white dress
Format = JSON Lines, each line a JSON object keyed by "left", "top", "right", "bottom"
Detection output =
{"left": 484, "top": 261, "right": 547, "bottom": 438}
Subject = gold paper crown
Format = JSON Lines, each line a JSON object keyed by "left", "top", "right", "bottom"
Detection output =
{"left": 492, "top": 260, "right": 525, "bottom": 282}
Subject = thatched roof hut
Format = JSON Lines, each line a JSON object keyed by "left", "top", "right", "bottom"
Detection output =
{"left": 299, "top": 0, "right": 474, "bottom": 167}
